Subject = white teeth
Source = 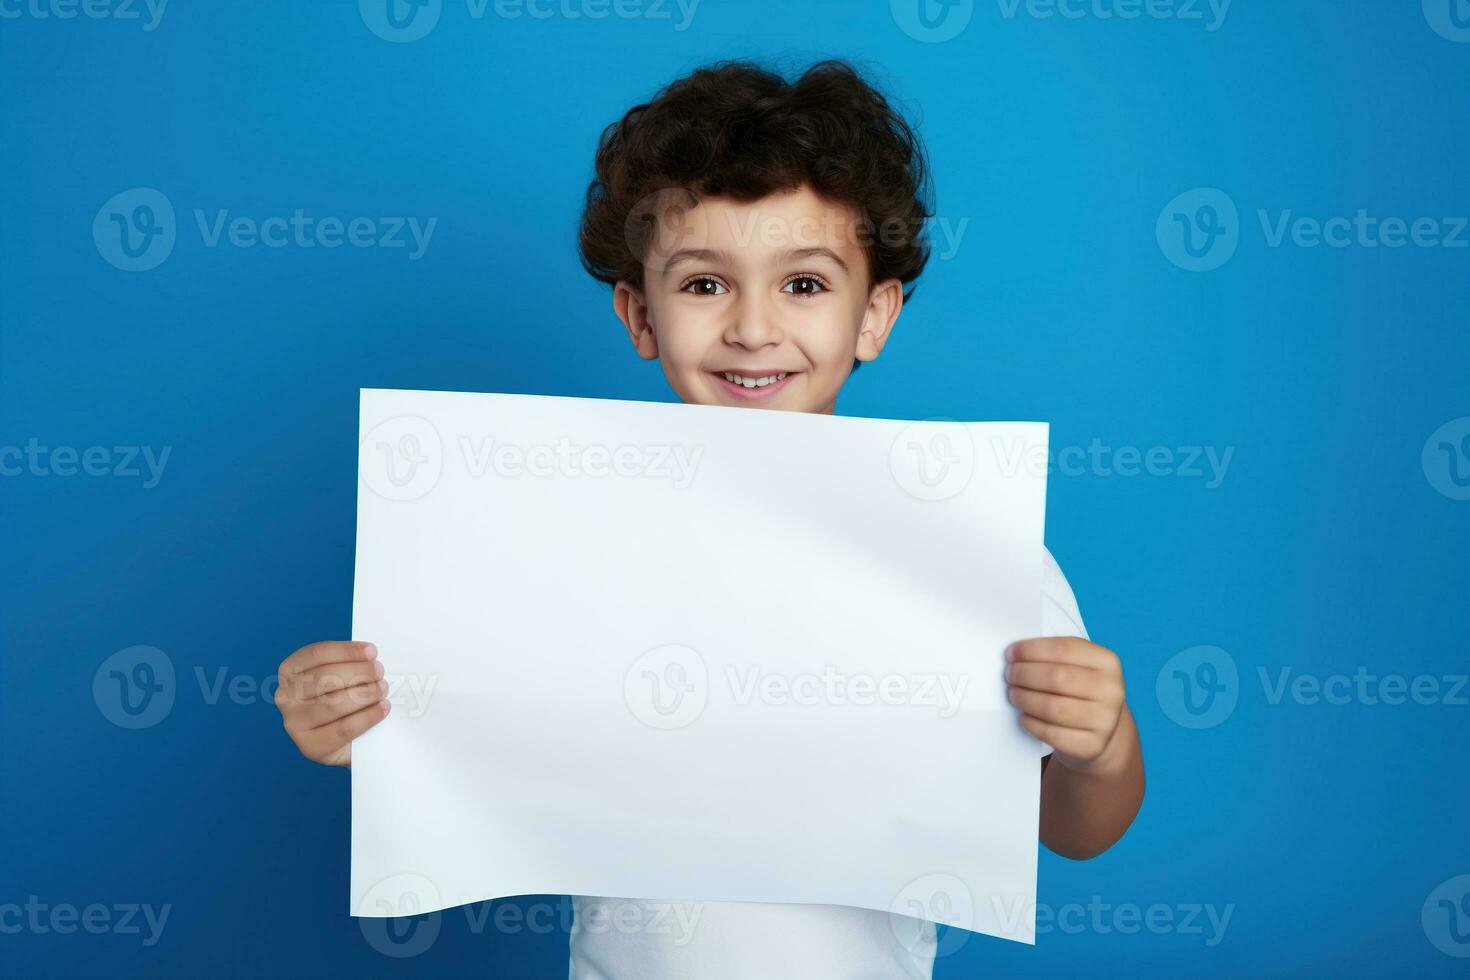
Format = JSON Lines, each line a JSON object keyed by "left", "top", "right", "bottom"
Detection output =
{"left": 721, "top": 371, "right": 789, "bottom": 388}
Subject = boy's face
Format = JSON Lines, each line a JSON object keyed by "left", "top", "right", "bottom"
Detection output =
{"left": 613, "top": 185, "right": 903, "bottom": 415}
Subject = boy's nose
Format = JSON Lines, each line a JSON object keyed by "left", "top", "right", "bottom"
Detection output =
{"left": 724, "top": 296, "right": 784, "bottom": 349}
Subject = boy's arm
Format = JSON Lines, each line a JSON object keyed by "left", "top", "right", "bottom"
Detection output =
{"left": 1005, "top": 637, "right": 1145, "bottom": 860}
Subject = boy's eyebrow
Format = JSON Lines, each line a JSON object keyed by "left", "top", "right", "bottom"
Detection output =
{"left": 663, "top": 248, "right": 734, "bottom": 271}
{"left": 779, "top": 247, "right": 849, "bottom": 273}
{"left": 661, "top": 246, "right": 850, "bottom": 274}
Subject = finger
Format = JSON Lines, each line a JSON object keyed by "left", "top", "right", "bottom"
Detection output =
{"left": 1005, "top": 661, "right": 1107, "bottom": 700}
{"left": 295, "top": 698, "right": 391, "bottom": 760}
{"left": 284, "top": 679, "right": 389, "bottom": 731}
{"left": 1018, "top": 714, "right": 1103, "bottom": 757}
{"left": 279, "top": 641, "right": 377, "bottom": 683}
{"left": 1007, "top": 637, "right": 1118, "bottom": 671}
{"left": 1007, "top": 686, "right": 1111, "bottom": 731}
{"left": 282, "top": 660, "right": 385, "bottom": 703}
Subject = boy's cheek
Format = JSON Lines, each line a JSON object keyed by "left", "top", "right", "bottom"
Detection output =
{"left": 658, "top": 360, "right": 710, "bottom": 406}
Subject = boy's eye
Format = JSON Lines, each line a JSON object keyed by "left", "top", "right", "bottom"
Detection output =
{"left": 781, "top": 275, "right": 828, "bottom": 297}
{"left": 681, "top": 276, "right": 728, "bottom": 296}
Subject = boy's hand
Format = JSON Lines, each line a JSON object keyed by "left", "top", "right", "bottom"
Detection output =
{"left": 275, "top": 641, "right": 390, "bottom": 767}
{"left": 1005, "top": 637, "right": 1128, "bottom": 772}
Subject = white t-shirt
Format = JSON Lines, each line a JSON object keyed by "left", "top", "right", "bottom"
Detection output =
{"left": 568, "top": 548, "right": 1089, "bottom": 980}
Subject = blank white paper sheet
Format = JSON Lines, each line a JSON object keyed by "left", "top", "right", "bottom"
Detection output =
{"left": 350, "top": 387, "right": 1050, "bottom": 944}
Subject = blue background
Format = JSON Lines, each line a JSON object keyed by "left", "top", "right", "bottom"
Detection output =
{"left": 3, "top": 0, "right": 1468, "bottom": 976}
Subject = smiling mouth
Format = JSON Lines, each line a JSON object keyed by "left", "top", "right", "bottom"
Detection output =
{"left": 711, "top": 370, "right": 797, "bottom": 400}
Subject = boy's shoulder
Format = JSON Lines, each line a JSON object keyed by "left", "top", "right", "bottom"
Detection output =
{"left": 1042, "top": 547, "right": 1089, "bottom": 640}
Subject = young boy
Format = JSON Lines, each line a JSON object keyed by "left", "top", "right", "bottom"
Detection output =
{"left": 275, "top": 59, "right": 1144, "bottom": 979}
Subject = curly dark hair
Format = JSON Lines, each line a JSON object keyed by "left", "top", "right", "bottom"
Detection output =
{"left": 578, "top": 59, "right": 933, "bottom": 300}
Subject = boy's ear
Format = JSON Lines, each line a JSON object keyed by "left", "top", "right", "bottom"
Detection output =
{"left": 855, "top": 277, "right": 904, "bottom": 362}
{"left": 613, "top": 281, "right": 660, "bottom": 360}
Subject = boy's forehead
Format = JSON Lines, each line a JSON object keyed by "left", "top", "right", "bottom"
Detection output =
{"left": 647, "top": 185, "right": 866, "bottom": 273}
{"left": 701, "top": 187, "right": 860, "bottom": 231}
